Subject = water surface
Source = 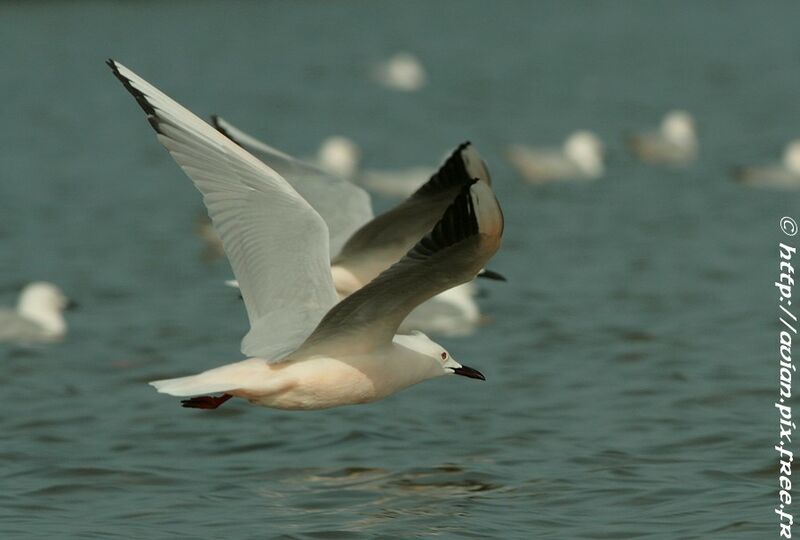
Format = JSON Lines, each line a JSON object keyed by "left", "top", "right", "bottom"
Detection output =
{"left": 0, "top": 1, "right": 794, "bottom": 537}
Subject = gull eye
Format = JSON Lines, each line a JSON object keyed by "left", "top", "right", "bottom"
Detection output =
{"left": 441, "top": 352, "right": 447, "bottom": 360}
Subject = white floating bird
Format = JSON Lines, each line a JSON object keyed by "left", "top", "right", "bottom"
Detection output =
{"left": 310, "top": 135, "right": 451, "bottom": 200}
{"left": 506, "top": 130, "right": 605, "bottom": 183}
{"left": 108, "top": 60, "right": 504, "bottom": 410}
{"left": 733, "top": 140, "right": 800, "bottom": 189}
{"left": 627, "top": 110, "right": 698, "bottom": 165}
{"left": 0, "top": 282, "right": 75, "bottom": 344}
{"left": 315, "top": 138, "right": 450, "bottom": 200}
{"left": 399, "top": 282, "right": 484, "bottom": 338}
{"left": 372, "top": 52, "right": 427, "bottom": 92}
{"left": 212, "top": 117, "right": 504, "bottom": 337}
{"left": 360, "top": 164, "right": 439, "bottom": 198}
{"left": 315, "top": 136, "right": 361, "bottom": 180}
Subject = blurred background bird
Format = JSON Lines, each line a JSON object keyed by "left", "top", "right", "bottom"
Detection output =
{"left": 0, "top": 282, "right": 75, "bottom": 344}
{"left": 372, "top": 51, "right": 427, "bottom": 92}
{"left": 626, "top": 109, "right": 698, "bottom": 165}
{"left": 506, "top": 130, "right": 604, "bottom": 183}
{"left": 733, "top": 140, "right": 800, "bottom": 189}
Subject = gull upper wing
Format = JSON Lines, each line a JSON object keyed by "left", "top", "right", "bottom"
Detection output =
{"left": 300, "top": 180, "right": 503, "bottom": 352}
{"left": 211, "top": 116, "right": 374, "bottom": 257}
{"left": 108, "top": 60, "right": 339, "bottom": 361}
{"left": 332, "top": 142, "right": 492, "bottom": 284}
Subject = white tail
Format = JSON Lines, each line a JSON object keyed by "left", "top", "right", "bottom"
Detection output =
{"left": 149, "top": 358, "right": 267, "bottom": 397}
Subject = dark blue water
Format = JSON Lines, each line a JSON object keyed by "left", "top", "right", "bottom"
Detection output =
{"left": 1, "top": 1, "right": 796, "bottom": 537}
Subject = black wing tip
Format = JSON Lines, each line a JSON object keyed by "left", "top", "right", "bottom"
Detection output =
{"left": 411, "top": 179, "right": 480, "bottom": 259}
{"left": 106, "top": 58, "right": 159, "bottom": 122}
{"left": 411, "top": 141, "right": 477, "bottom": 198}
{"left": 435, "top": 178, "right": 480, "bottom": 241}
{"left": 447, "top": 141, "right": 473, "bottom": 163}
{"left": 106, "top": 58, "right": 126, "bottom": 86}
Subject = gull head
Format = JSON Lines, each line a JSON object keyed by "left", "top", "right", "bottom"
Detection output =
{"left": 783, "top": 140, "right": 800, "bottom": 174}
{"left": 318, "top": 136, "right": 360, "bottom": 179}
{"left": 402, "top": 331, "right": 485, "bottom": 381}
{"left": 661, "top": 110, "right": 696, "bottom": 147}
{"left": 17, "top": 282, "right": 74, "bottom": 337}
{"left": 564, "top": 130, "right": 604, "bottom": 177}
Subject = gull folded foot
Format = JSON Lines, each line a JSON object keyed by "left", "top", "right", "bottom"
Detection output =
{"left": 181, "top": 393, "right": 233, "bottom": 409}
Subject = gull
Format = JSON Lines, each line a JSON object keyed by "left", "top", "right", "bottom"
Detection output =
{"left": 0, "top": 282, "right": 75, "bottom": 343}
{"left": 506, "top": 130, "right": 604, "bottom": 183}
{"left": 211, "top": 116, "right": 505, "bottom": 337}
{"left": 627, "top": 110, "right": 698, "bottom": 165}
{"left": 372, "top": 52, "right": 427, "bottom": 92}
{"left": 360, "top": 162, "right": 440, "bottom": 199}
{"left": 733, "top": 140, "right": 800, "bottom": 189}
{"left": 314, "top": 135, "right": 360, "bottom": 180}
{"left": 314, "top": 136, "right": 456, "bottom": 200}
{"left": 107, "top": 60, "right": 504, "bottom": 410}
{"left": 399, "top": 281, "right": 484, "bottom": 338}
{"left": 291, "top": 132, "right": 451, "bottom": 200}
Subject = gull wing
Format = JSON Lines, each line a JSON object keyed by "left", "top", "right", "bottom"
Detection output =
{"left": 300, "top": 180, "right": 503, "bottom": 351}
{"left": 211, "top": 116, "right": 374, "bottom": 258}
{"left": 332, "top": 142, "right": 492, "bottom": 284}
{"left": 108, "top": 60, "right": 339, "bottom": 361}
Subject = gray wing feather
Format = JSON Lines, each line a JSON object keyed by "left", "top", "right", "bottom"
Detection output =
{"left": 211, "top": 116, "right": 374, "bottom": 258}
{"left": 300, "top": 180, "right": 503, "bottom": 351}
{"left": 332, "top": 142, "right": 491, "bottom": 284}
{"left": 109, "top": 61, "right": 339, "bottom": 361}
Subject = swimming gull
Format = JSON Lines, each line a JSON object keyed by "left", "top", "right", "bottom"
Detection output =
{"left": 0, "top": 282, "right": 75, "bottom": 344}
{"left": 733, "top": 140, "right": 800, "bottom": 189}
{"left": 314, "top": 136, "right": 360, "bottom": 180}
{"left": 372, "top": 52, "right": 427, "bottom": 92}
{"left": 506, "top": 130, "right": 604, "bottom": 183}
{"left": 627, "top": 110, "right": 698, "bottom": 165}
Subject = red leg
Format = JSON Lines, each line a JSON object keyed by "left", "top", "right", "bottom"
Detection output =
{"left": 181, "top": 393, "right": 233, "bottom": 409}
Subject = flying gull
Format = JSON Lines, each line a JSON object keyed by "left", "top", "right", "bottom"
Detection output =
{"left": 108, "top": 60, "right": 504, "bottom": 409}
{"left": 212, "top": 116, "right": 505, "bottom": 338}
